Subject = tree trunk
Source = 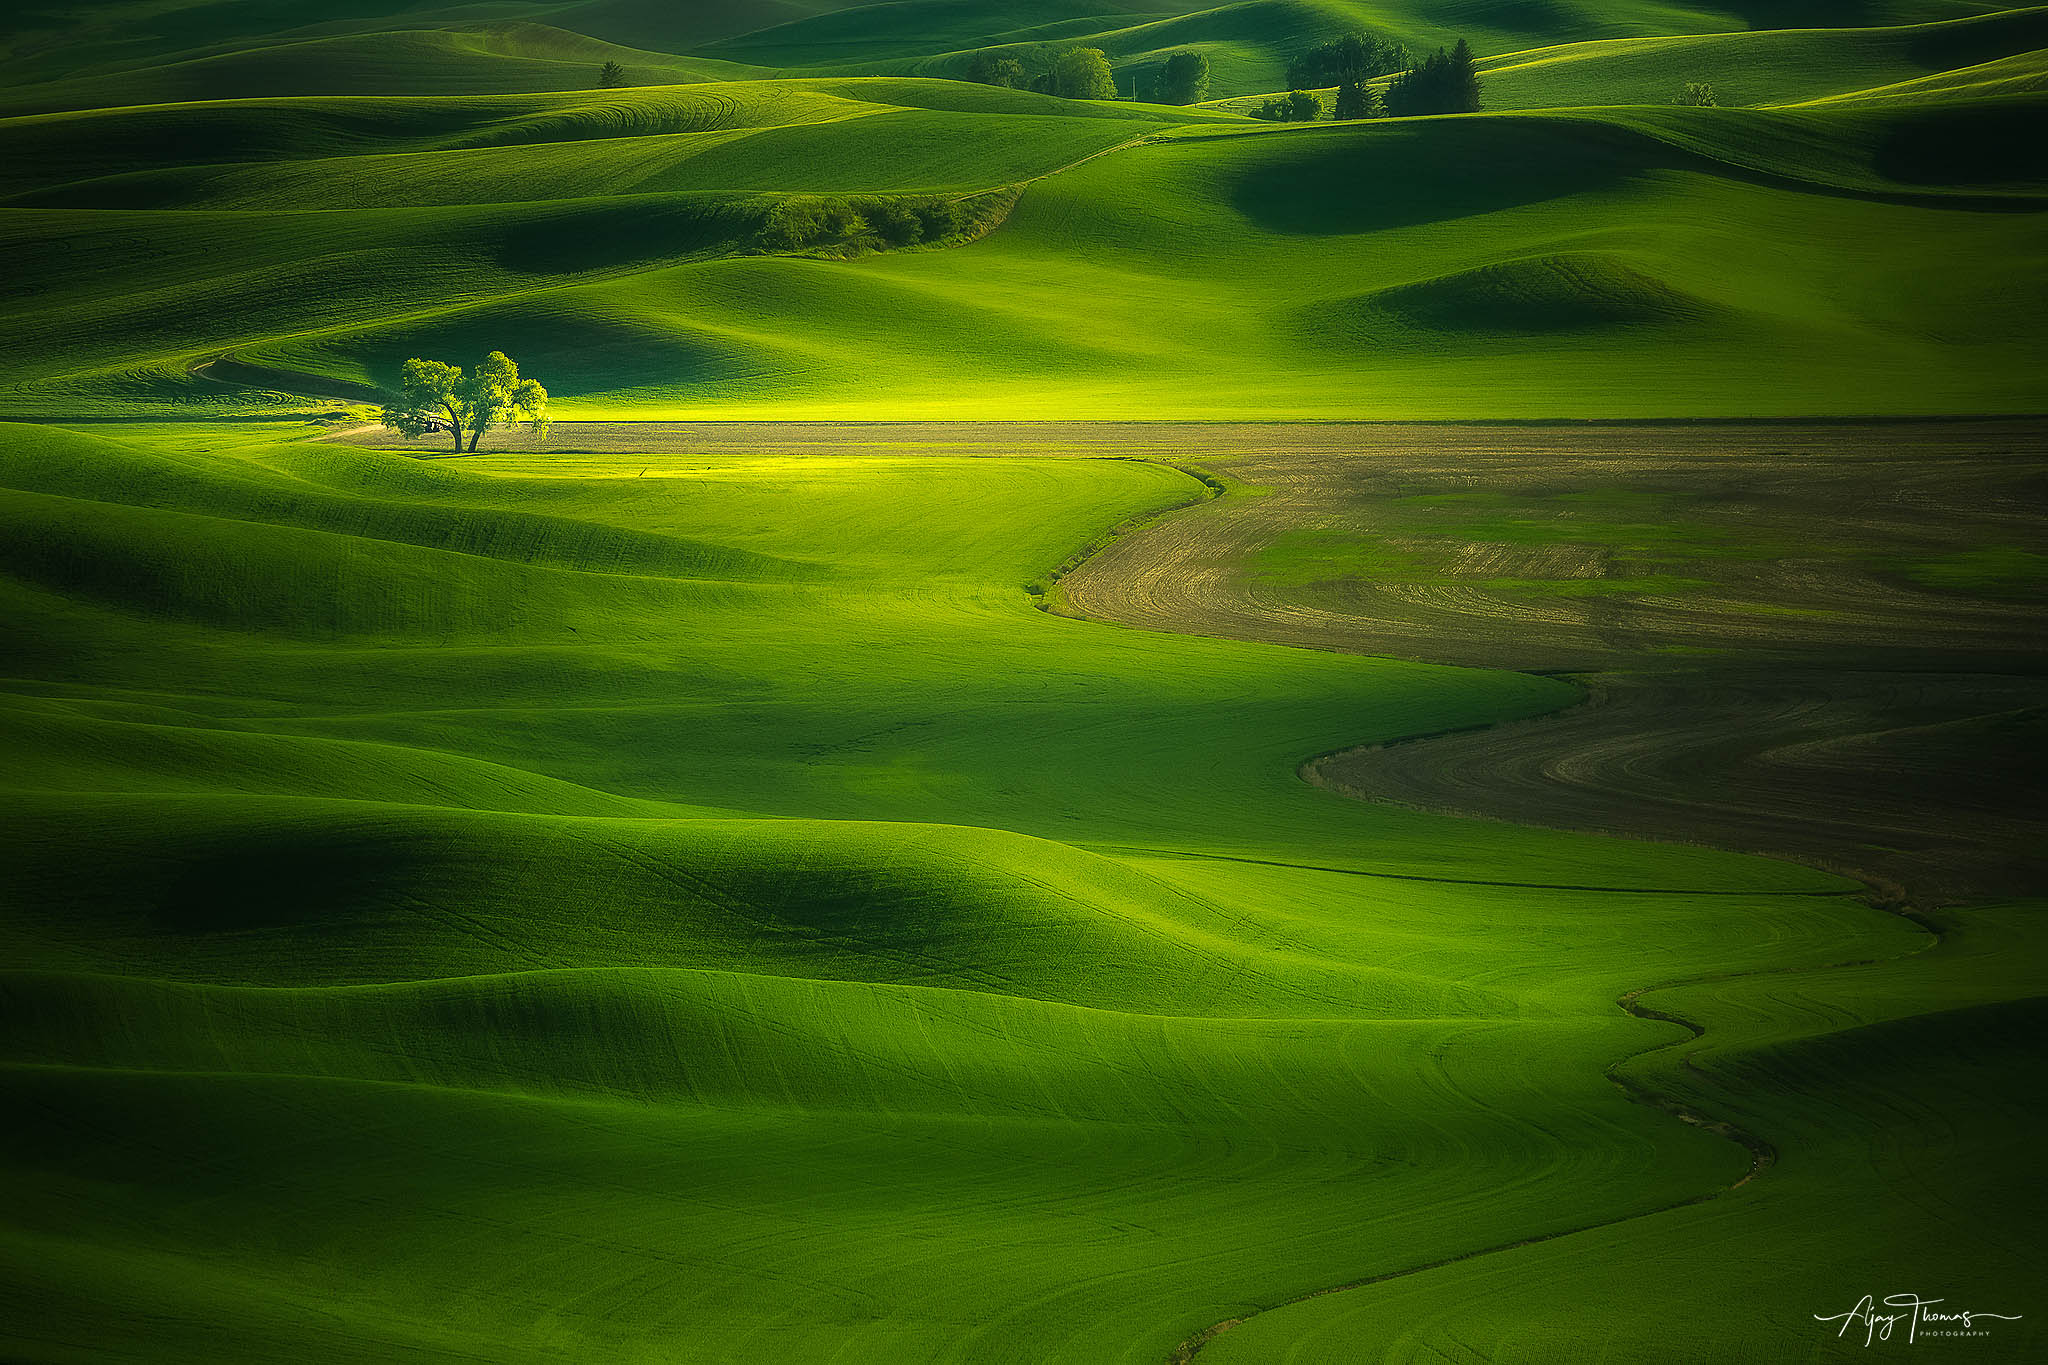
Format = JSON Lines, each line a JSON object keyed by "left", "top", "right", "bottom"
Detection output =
{"left": 441, "top": 403, "right": 464, "bottom": 454}
{"left": 468, "top": 421, "right": 485, "bottom": 453}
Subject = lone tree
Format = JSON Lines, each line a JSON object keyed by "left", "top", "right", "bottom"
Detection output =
{"left": 1159, "top": 50, "right": 1210, "bottom": 104}
{"left": 1675, "top": 80, "right": 1717, "bottom": 106}
{"left": 381, "top": 353, "right": 550, "bottom": 453}
{"left": 1052, "top": 47, "right": 1116, "bottom": 100}
{"left": 598, "top": 60, "right": 626, "bottom": 89}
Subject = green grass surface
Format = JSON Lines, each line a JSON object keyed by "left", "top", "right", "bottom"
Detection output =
{"left": 0, "top": 24, "right": 766, "bottom": 116}
{"left": 1471, "top": 5, "right": 2048, "bottom": 109}
{"left": 1, "top": 0, "right": 2043, "bottom": 1356}
{"left": 7, "top": 420, "right": 2035, "bottom": 1363}
{"left": 4, "top": 81, "right": 2044, "bottom": 418}
{"left": 2, "top": 0, "right": 2043, "bottom": 419}
{"left": 1200, "top": 896, "right": 2046, "bottom": 1363}
{"left": 704, "top": 0, "right": 2030, "bottom": 97}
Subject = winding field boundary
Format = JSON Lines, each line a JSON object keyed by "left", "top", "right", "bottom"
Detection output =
{"left": 1026, "top": 452, "right": 1942, "bottom": 1364}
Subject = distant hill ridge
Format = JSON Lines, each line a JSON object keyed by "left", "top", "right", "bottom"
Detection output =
{"left": 0, "top": 0, "right": 2043, "bottom": 418}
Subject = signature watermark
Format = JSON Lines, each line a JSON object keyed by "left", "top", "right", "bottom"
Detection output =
{"left": 1816, "top": 1294, "right": 2022, "bottom": 1346}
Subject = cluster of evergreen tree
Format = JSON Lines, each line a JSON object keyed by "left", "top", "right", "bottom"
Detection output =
{"left": 1384, "top": 39, "right": 1481, "bottom": 116}
{"left": 1332, "top": 78, "right": 1379, "bottom": 120}
{"left": 1254, "top": 34, "right": 1478, "bottom": 123}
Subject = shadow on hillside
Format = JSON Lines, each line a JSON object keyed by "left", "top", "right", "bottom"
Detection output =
{"left": 1874, "top": 102, "right": 2048, "bottom": 187}
{"left": 148, "top": 828, "right": 435, "bottom": 935}
{"left": 1230, "top": 118, "right": 1647, "bottom": 235}
{"left": 488, "top": 196, "right": 754, "bottom": 276}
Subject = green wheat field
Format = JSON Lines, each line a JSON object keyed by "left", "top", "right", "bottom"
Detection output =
{"left": 2, "top": 1, "right": 2043, "bottom": 1361}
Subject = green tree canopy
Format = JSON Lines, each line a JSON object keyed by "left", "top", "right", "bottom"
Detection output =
{"left": 1159, "top": 51, "right": 1210, "bottom": 105}
{"left": 966, "top": 52, "right": 1026, "bottom": 88}
{"left": 1333, "top": 77, "right": 1380, "bottom": 120}
{"left": 1254, "top": 89, "right": 1322, "bottom": 122}
{"left": 1450, "top": 39, "right": 1481, "bottom": 110}
{"left": 1052, "top": 48, "right": 1116, "bottom": 101}
{"left": 1385, "top": 40, "right": 1481, "bottom": 116}
{"left": 380, "top": 353, "right": 549, "bottom": 453}
{"left": 1287, "top": 33, "right": 1403, "bottom": 90}
{"left": 598, "top": 61, "right": 626, "bottom": 89}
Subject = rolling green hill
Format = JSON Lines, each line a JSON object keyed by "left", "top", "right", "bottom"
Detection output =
{"left": 705, "top": 0, "right": 2029, "bottom": 94}
{"left": 1469, "top": 4, "right": 2048, "bottom": 108}
{"left": 2, "top": 71, "right": 2044, "bottom": 418}
{"left": 5, "top": 0, "right": 2030, "bottom": 112}
{"left": 1, "top": 0, "right": 2044, "bottom": 1359}
{"left": 5, "top": 419, "right": 2037, "bottom": 1362}
{"left": 3, "top": 0, "right": 2044, "bottom": 420}
{"left": 0, "top": 24, "right": 765, "bottom": 116}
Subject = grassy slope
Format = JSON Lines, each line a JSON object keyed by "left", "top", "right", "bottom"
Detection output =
{"left": 701, "top": 0, "right": 2025, "bottom": 96}
{"left": 1200, "top": 899, "right": 2046, "bottom": 1363}
{"left": 0, "top": 25, "right": 769, "bottom": 117}
{"left": 2, "top": 0, "right": 2024, "bottom": 113}
{"left": 9, "top": 420, "right": 2032, "bottom": 1365}
{"left": 1472, "top": 4, "right": 2048, "bottom": 108}
{"left": 2, "top": 73, "right": 2043, "bottom": 418}
{"left": 0, "top": 81, "right": 1213, "bottom": 413}
{"left": 625, "top": 102, "right": 2043, "bottom": 417}
{"left": 1, "top": 2, "right": 2044, "bottom": 1357}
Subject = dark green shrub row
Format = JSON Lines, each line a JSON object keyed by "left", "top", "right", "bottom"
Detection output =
{"left": 758, "top": 194, "right": 986, "bottom": 253}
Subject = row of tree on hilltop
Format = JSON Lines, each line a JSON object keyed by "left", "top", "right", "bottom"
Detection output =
{"left": 965, "top": 47, "right": 1212, "bottom": 104}
{"left": 597, "top": 35, "right": 1479, "bottom": 117}
{"left": 958, "top": 33, "right": 1480, "bottom": 118}
{"left": 1258, "top": 35, "right": 1481, "bottom": 121}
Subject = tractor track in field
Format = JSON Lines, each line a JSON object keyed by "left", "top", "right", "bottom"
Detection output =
{"left": 937, "top": 127, "right": 1167, "bottom": 210}
{"left": 187, "top": 353, "right": 385, "bottom": 405}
